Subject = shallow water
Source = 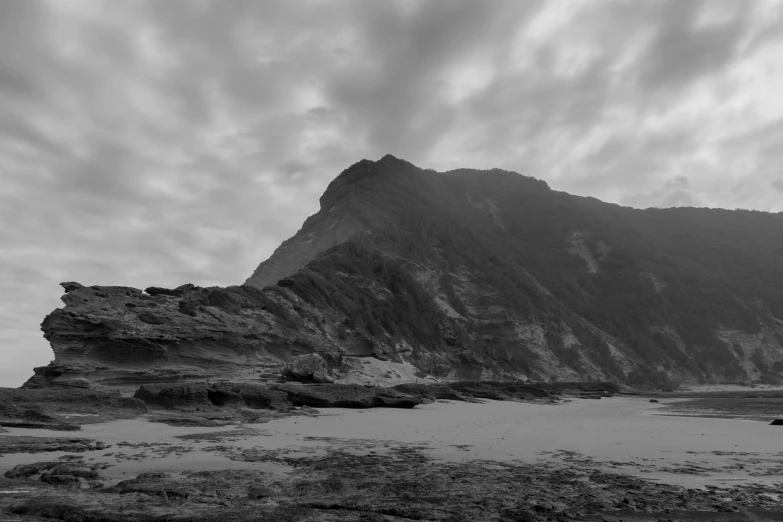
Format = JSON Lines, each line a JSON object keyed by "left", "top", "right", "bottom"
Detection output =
{"left": 0, "top": 420, "right": 291, "bottom": 485}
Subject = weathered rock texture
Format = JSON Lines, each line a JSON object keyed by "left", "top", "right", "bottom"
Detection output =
{"left": 281, "top": 353, "right": 333, "bottom": 383}
{"left": 245, "top": 155, "right": 783, "bottom": 385}
{"left": 29, "top": 155, "right": 783, "bottom": 388}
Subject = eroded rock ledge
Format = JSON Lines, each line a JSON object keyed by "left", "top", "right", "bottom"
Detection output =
{"left": 27, "top": 268, "right": 474, "bottom": 390}
{"left": 26, "top": 281, "right": 366, "bottom": 389}
{"left": 130, "top": 380, "right": 583, "bottom": 412}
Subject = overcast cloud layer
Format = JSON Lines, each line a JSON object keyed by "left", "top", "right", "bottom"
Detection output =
{"left": 2, "top": 0, "right": 783, "bottom": 386}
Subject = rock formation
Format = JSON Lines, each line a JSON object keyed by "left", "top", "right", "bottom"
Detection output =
{"left": 28, "top": 155, "right": 783, "bottom": 388}
{"left": 281, "top": 353, "right": 333, "bottom": 383}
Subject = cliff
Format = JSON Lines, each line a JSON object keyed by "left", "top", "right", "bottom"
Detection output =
{"left": 28, "top": 155, "right": 783, "bottom": 388}
{"left": 245, "top": 155, "right": 783, "bottom": 386}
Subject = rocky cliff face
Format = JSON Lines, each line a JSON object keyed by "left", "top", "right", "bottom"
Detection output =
{"left": 26, "top": 247, "right": 470, "bottom": 389}
{"left": 244, "top": 155, "right": 783, "bottom": 386}
{"left": 30, "top": 155, "right": 783, "bottom": 388}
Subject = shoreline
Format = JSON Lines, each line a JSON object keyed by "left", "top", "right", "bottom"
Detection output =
{"left": 2, "top": 395, "right": 782, "bottom": 489}
{"left": 3, "top": 388, "right": 783, "bottom": 520}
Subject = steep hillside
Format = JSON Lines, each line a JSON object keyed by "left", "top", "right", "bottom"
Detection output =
{"left": 30, "top": 155, "right": 783, "bottom": 388}
{"left": 245, "top": 155, "right": 783, "bottom": 386}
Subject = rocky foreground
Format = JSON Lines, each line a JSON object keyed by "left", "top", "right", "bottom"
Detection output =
{"left": 3, "top": 443, "right": 782, "bottom": 522}
{"left": 3, "top": 383, "right": 783, "bottom": 521}
{"left": 1, "top": 380, "right": 591, "bottom": 431}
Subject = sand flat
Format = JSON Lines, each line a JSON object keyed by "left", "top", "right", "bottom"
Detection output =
{"left": 245, "top": 396, "right": 783, "bottom": 487}
{"left": 2, "top": 396, "right": 781, "bottom": 489}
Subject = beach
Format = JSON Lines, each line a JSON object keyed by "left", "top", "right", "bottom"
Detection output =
{"left": 2, "top": 395, "right": 781, "bottom": 489}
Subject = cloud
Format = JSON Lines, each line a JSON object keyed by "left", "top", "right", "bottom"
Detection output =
{"left": 1, "top": 0, "right": 783, "bottom": 385}
{"left": 636, "top": 0, "right": 750, "bottom": 92}
{"left": 623, "top": 175, "right": 697, "bottom": 209}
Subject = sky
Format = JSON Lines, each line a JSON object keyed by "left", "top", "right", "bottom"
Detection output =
{"left": 2, "top": 0, "right": 783, "bottom": 387}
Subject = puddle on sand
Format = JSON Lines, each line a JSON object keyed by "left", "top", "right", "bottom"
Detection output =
{"left": 0, "top": 420, "right": 293, "bottom": 486}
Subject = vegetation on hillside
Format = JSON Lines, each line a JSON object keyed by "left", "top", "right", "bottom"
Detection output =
{"left": 305, "top": 156, "right": 783, "bottom": 383}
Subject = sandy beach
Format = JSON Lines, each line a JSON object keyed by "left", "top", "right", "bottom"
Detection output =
{"left": 2, "top": 395, "right": 781, "bottom": 490}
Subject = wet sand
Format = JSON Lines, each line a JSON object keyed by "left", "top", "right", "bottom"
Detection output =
{"left": 244, "top": 396, "right": 783, "bottom": 488}
{"left": 2, "top": 395, "right": 781, "bottom": 489}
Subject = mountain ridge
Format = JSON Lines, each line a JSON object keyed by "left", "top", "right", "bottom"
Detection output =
{"left": 245, "top": 154, "right": 783, "bottom": 386}
{"left": 27, "top": 155, "right": 783, "bottom": 389}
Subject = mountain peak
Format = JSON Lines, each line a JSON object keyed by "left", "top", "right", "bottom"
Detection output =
{"left": 31, "top": 154, "right": 783, "bottom": 390}
{"left": 376, "top": 153, "right": 420, "bottom": 173}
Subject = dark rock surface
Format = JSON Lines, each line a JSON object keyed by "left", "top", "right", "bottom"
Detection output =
{"left": 0, "top": 401, "right": 79, "bottom": 431}
{"left": 3, "top": 444, "right": 783, "bottom": 521}
{"left": 4, "top": 458, "right": 106, "bottom": 490}
{"left": 134, "top": 383, "right": 211, "bottom": 409}
{"left": 392, "top": 380, "right": 554, "bottom": 403}
{"left": 771, "top": 419, "right": 783, "bottom": 425}
{"left": 132, "top": 381, "right": 425, "bottom": 410}
{"left": 281, "top": 353, "right": 333, "bottom": 383}
{"left": 269, "top": 383, "right": 420, "bottom": 408}
{"left": 134, "top": 382, "right": 294, "bottom": 413}
{"left": 130, "top": 380, "right": 569, "bottom": 413}
{"left": 0, "top": 387, "right": 146, "bottom": 428}
{"left": 0, "top": 436, "right": 108, "bottom": 455}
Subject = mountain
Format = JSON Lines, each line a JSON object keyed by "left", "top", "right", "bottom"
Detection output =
{"left": 27, "top": 155, "right": 783, "bottom": 389}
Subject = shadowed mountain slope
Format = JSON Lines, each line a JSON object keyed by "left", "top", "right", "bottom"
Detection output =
{"left": 246, "top": 154, "right": 783, "bottom": 385}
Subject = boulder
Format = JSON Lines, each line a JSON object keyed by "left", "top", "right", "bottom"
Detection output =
{"left": 770, "top": 419, "right": 783, "bottom": 425}
{"left": 281, "top": 353, "right": 334, "bottom": 384}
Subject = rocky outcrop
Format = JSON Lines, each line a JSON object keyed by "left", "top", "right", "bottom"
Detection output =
{"left": 28, "top": 244, "right": 478, "bottom": 389}
{"left": 281, "top": 353, "right": 333, "bottom": 383}
{"left": 0, "top": 405, "right": 79, "bottom": 431}
{"left": 4, "top": 459, "right": 106, "bottom": 490}
{"left": 134, "top": 382, "right": 292, "bottom": 412}
{"left": 391, "top": 381, "right": 552, "bottom": 403}
{"left": 131, "top": 380, "right": 567, "bottom": 412}
{"left": 0, "top": 387, "right": 147, "bottom": 429}
{"left": 1, "top": 394, "right": 83, "bottom": 431}
{"left": 27, "top": 282, "right": 333, "bottom": 389}
{"left": 131, "top": 381, "right": 422, "bottom": 410}
{"left": 0, "top": 438, "right": 108, "bottom": 456}
{"left": 269, "top": 383, "right": 421, "bottom": 408}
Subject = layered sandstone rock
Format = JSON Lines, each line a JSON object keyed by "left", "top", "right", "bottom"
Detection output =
{"left": 27, "top": 282, "right": 333, "bottom": 389}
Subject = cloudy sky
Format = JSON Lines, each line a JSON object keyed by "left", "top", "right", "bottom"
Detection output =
{"left": 2, "top": 0, "right": 783, "bottom": 386}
